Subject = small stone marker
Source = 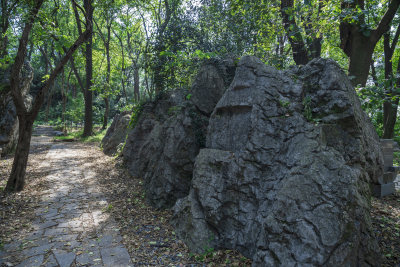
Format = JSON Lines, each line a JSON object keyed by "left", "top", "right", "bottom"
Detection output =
{"left": 372, "top": 139, "right": 400, "bottom": 197}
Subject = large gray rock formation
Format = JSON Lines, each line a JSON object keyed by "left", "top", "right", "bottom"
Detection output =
{"left": 102, "top": 111, "right": 131, "bottom": 155}
{"left": 191, "top": 58, "right": 236, "bottom": 114}
{"left": 0, "top": 63, "right": 33, "bottom": 155}
{"left": 172, "top": 56, "right": 382, "bottom": 266}
{"left": 122, "top": 59, "right": 236, "bottom": 209}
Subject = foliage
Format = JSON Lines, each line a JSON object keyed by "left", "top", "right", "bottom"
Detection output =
{"left": 128, "top": 103, "right": 144, "bottom": 129}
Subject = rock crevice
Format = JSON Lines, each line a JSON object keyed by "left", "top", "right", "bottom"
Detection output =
{"left": 122, "top": 59, "right": 236, "bottom": 209}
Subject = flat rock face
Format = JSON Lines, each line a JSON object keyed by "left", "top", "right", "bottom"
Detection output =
{"left": 172, "top": 56, "right": 382, "bottom": 266}
{"left": 122, "top": 59, "right": 236, "bottom": 209}
{"left": 101, "top": 111, "right": 131, "bottom": 155}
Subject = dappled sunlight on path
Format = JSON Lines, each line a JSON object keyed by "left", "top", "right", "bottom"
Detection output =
{"left": 0, "top": 130, "right": 133, "bottom": 267}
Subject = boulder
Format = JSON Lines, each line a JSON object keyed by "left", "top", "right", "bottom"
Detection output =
{"left": 191, "top": 58, "right": 236, "bottom": 115}
{"left": 0, "top": 63, "right": 33, "bottom": 155}
{"left": 102, "top": 111, "right": 131, "bottom": 155}
{"left": 123, "top": 89, "right": 209, "bottom": 208}
{"left": 172, "top": 56, "right": 382, "bottom": 266}
{"left": 122, "top": 59, "right": 236, "bottom": 209}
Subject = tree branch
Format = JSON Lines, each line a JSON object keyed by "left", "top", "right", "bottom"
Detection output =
{"left": 30, "top": 26, "right": 92, "bottom": 119}
{"left": 391, "top": 22, "right": 400, "bottom": 50}
{"left": 373, "top": 0, "right": 400, "bottom": 42}
{"left": 10, "top": 0, "right": 44, "bottom": 115}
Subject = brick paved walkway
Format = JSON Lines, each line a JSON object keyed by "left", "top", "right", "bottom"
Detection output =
{"left": 0, "top": 130, "right": 132, "bottom": 267}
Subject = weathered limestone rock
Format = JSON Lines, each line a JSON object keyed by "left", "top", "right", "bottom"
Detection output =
{"left": 122, "top": 59, "right": 236, "bottom": 209}
{"left": 191, "top": 58, "right": 236, "bottom": 115}
{"left": 0, "top": 63, "right": 33, "bottom": 155}
{"left": 122, "top": 90, "right": 208, "bottom": 209}
{"left": 101, "top": 111, "right": 131, "bottom": 155}
{"left": 172, "top": 56, "right": 382, "bottom": 266}
{"left": 0, "top": 92, "right": 18, "bottom": 155}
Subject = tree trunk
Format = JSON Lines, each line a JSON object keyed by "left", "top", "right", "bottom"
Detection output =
{"left": 340, "top": 23, "right": 375, "bottom": 86}
{"left": 102, "top": 24, "right": 111, "bottom": 130}
{"left": 5, "top": 117, "right": 33, "bottom": 192}
{"left": 83, "top": 0, "right": 93, "bottom": 137}
{"left": 102, "top": 97, "right": 109, "bottom": 129}
{"left": 45, "top": 89, "right": 52, "bottom": 122}
{"left": 280, "top": 0, "right": 309, "bottom": 65}
{"left": 383, "top": 99, "right": 399, "bottom": 138}
{"left": 346, "top": 31, "right": 375, "bottom": 86}
{"left": 134, "top": 65, "right": 140, "bottom": 102}
{"left": 61, "top": 70, "right": 67, "bottom": 131}
{"left": 113, "top": 29, "right": 128, "bottom": 102}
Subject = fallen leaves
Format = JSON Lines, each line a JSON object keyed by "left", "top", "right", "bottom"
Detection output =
{"left": 0, "top": 143, "right": 52, "bottom": 261}
{"left": 371, "top": 192, "right": 400, "bottom": 266}
{"left": 88, "top": 145, "right": 252, "bottom": 266}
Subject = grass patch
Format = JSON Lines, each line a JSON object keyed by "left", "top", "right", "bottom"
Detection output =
{"left": 53, "top": 127, "right": 107, "bottom": 143}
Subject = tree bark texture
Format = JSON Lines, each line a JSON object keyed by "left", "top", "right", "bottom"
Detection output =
{"left": 5, "top": 118, "right": 34, "bottom": 192}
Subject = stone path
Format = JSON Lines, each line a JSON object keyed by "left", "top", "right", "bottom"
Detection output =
{"left": 0, "top": 127, "right": 133, "bottom": 267}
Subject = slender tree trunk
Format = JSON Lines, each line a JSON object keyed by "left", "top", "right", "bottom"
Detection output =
{"left": 69, "top": 56, "right": 85, "bottom": 95}
{"left": 102, "top": 24, "right": 111, "bottom": 130}
{"left": 5, "top": 117, "right": 34, "bottom": 191}
{"left": 113, "top": 30, "right": 128, "bottom": 102}
{"left": 382, "top": 32, "right": 400, "bottom": 138}
{"left": 383, "top": 98, "right": 399, "bottom": 138}
{"left": 134, "top": 64, "right": 140, "bottom": 102}
{"left": 61, "top": 70, "right": 67, "bottom": 131}
{"left": 83, "top": 0, "right": 93, "bottom": 137}
{"left": 45, "top": 88, "right": 52, "bottom": 122}
{"left": 102, "top": 97, "right": 109, "bottom": 129}
{"left": 280, "top": 0, "right": 309, "bottom": 65}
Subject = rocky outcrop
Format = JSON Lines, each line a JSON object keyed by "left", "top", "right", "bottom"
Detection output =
{"left": 122, "top": 89, "right": 209, "bottom": 209}
{"left": 102, "top": 111, "right": 131, "bottom": 155}
{"left": 172, "top": 56, "right": 382, "bottom": 266}
{"left": 0, "top": 63, "right": 33, "bottom": 155}
{"left": 191, "top": 58, "right": 236, "bottom": 114}
{"left": 122, "top": 59, "right": 236, "bottom": 209}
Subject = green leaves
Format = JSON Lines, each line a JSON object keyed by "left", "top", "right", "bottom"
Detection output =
{"left": 41, "top": 74, "right": 50, "bottom": 82}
